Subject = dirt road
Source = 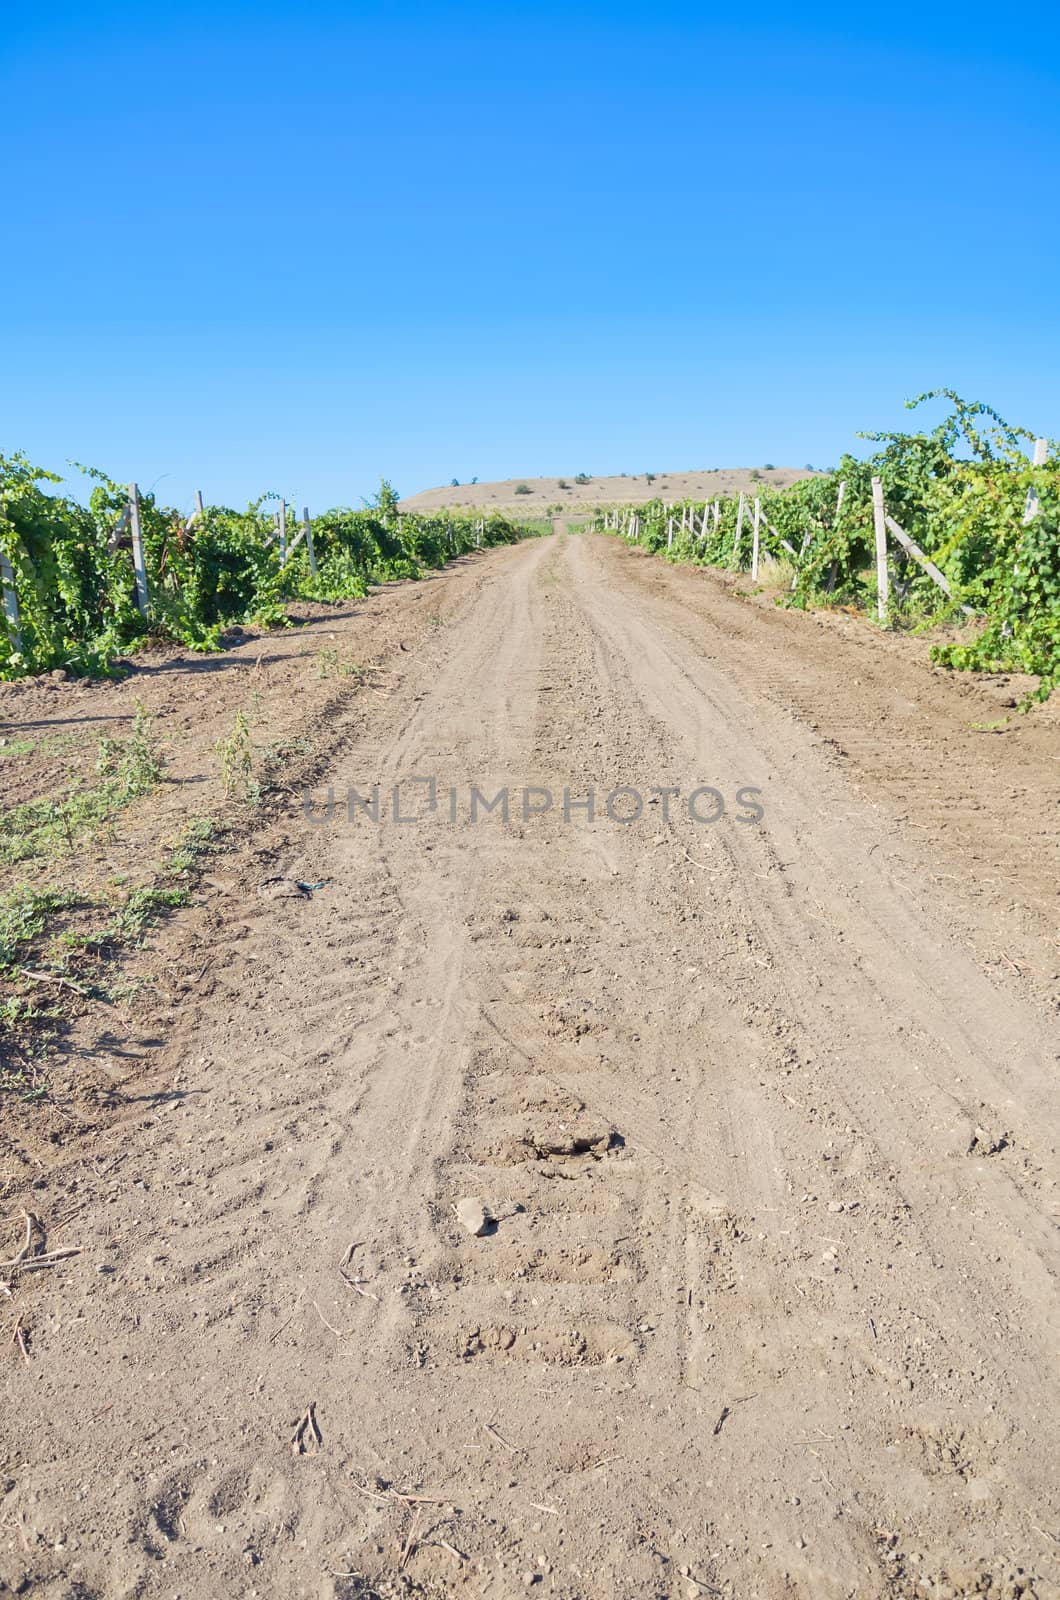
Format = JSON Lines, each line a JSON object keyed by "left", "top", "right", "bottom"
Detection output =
{"left": 3, "top": 531, "right": 1058, "bottom": 1600}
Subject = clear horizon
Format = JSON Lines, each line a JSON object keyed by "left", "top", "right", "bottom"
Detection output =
{"left": 3, "top": 0, "right": 1058, "bottom": 514}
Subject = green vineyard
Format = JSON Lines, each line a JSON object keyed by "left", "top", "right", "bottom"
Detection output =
{"left": 589, "top": 393, "right": 1060, "bottom": 702}
{"left": 0, "top": 460, "right": 531, "bottom": 681}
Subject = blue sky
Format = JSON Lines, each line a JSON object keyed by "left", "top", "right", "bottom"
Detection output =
{"left": 3, "top": 0, "right": 1058, "bottom": 511}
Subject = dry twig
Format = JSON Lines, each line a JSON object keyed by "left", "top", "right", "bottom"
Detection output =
{"left": 291, "top": 1402, "right": 322, "bottom": 1455}
{"left": 11, "top": 1316, "right": 29, "bottom": 1364}
{"left": 18, "top": 968, "right": 90, "bottom": 996}
{"left": 0, "top": 1210, "right": 35, "bottom": 1274}
{"left": 399, "top": 1506, "right": 422, "bottom": 1570}
{"left": 13, "top": 1248, "right": 83, "bottom": 1274}
{"left": 350, "top": 1478, "right": 449, "bottom": 1508}
{"left": 267, "top": 1286, "right": 307, "bottom": 1344}
{"left": 483, "top": 1421, "right": 520, "bottom": 1456}
{"left": 312, "top": 1301, "right": 346, "bottom": 1338}
{"left": 339, "top": 1268, "right": 379, "bottom": 1302}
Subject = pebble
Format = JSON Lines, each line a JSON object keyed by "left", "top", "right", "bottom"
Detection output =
{"left": 455, "top": 1197, "right": 493, "bottom": 1236}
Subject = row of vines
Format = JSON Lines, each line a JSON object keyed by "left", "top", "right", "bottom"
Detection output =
{"left": 588, "top": 393, "right": 1060, "bottom": 702}
{"left": 0, "top": 459, "right": 531, "bottom": 681}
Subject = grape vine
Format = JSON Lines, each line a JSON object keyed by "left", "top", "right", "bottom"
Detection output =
{"left": 0, "top": 457, "right": 528, "bottom": 681}
{"left": 588, "top": 394, "right": 1058, "bottom": 702}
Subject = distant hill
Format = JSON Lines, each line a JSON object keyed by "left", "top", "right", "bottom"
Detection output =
{"left": 399, "top": 466, "right": 821, "bottom": 515}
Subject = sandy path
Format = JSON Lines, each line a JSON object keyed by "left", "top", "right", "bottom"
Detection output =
{"left": 3, "top": 533, "right": 1057, "bottom": 1600}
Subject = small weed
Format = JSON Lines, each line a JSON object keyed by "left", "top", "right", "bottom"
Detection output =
{"left": 0, "top": 738, "right": 34, "bottom": 759}
{"left": 0, "top": 1062, "right": 48, "bottom": 1100}
{"left": 96, "top": 699, "right": 163, "bottom": 794}
{"left": 112, "top": 885, "right": 190, "bottom": 942}
{"left": 318, "top": 648, "right": 373, "bottom": 682}
{"left": 185, "top": 816, "right": 216, "bottom": 847}
{"left": 0, "top": 701, "right": 163, "bottom": 864}
{"left": 162, "top": 815, "right": 221, "bottom": 877}
{"left": 260, "top": 735, "right": 314, "bottom": 768}
{"left": 99, "top": 974, "right": 147, "bottom": 1004}
{"left": 216, "top": 709, "right": 255, "bottom": 799}
{"left": 0, "top": 887, "right": 81, "bottom": 972}
{"left": 0, "top": 995, "right": 54, "bottom": 1028}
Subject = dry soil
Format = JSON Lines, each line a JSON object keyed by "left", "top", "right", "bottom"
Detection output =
{"left": 1, "top": 530, "right": 1058, "bottom": 1600}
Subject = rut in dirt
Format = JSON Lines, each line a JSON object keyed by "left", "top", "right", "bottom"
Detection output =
{"left": 2, "top": 530, "right": 1057, "bottom": 1600}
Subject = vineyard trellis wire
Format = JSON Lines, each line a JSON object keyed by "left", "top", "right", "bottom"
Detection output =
{"left": 587, "top": 393, "right": 1059, "bottom": 703}
{"left": 0, "top": 458, "right": 531, "bottom": 682}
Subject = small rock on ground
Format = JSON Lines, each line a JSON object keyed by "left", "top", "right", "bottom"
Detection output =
{"left": 455, "top": 1197, "right": 493, "bottom": 1236}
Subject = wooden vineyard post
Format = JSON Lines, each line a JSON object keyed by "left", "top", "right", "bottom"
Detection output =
{"left": 182, "top": 489, "right": 205, "bottom": 544}
{"left": 0, "top": 505, "right": 23, "bottom": 659}
{"left": 0, "top": 556, "right": 20, "bottom": 656}
{"left": 871, "top": 476, "right": 889, "bottom": 623}
{"left": 884, "top": 513, "right": 973, "bottom": 613}
{"left": 733, "top": 491, "right": 746, "bottom": 567}
{"left": 302, "top": 507, "right": 318, "bottom": 575}
{"left": 751, "top": 497, "right": 762, "bottom": 580}
{"left": 713, "top": 499, "right": 721, "bottom": 532}
{"left": 789, "top": 537, "right": 804, "bottom": 592}
{"left": 666, "top": 515, "right": 674, "bottom": 550}
{"left": 128, "top": 484, "right": 149, "bottom": 619}
{"left": 279, "top": 499, "right": 288, "bottom": 567}
{"left": 1024, "top": 437, "right": 1048, "bottom": 523}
